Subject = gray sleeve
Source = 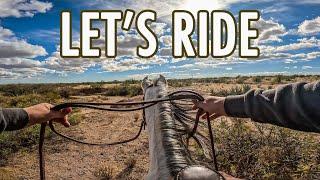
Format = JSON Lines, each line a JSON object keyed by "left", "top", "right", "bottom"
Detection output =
{"left": 0, "top": 108, "right": 29, "bottom": 133}
{"left": 224, "top": 81, "right": 320, "bottom": 133}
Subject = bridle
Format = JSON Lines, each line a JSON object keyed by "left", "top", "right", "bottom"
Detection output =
{"left": 38, "top": 90, "right": 219, "bottom": 180}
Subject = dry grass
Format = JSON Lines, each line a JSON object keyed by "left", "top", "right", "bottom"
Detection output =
{"left": 94, "top": 166, "right": 114, "bottom": 180}
{"left": 0, "top": 168, "right": 15, "bottom": 180}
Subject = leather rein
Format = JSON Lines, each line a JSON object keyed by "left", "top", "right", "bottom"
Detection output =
{"left": 38, "top": 90, "right": 219, "bottom": 179}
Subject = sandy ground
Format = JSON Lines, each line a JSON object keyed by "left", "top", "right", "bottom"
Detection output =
{"left": 4, "top": 96, "right": 150, "bottom": 180}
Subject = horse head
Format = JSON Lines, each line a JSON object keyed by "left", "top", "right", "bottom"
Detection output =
{"left": 141, "top": 75, "right": 224, "bottom": 180}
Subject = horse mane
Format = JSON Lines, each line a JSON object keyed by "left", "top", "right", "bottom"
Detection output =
{"left": 146, "top": 77, "right": 214, "bottom": 177}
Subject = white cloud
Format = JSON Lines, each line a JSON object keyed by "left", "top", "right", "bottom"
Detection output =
{"left": 290, "top": 51, "right": 320, "bottom": 60}
{"left": 0, "top": 39, "right": 47, "bottom": 58}
{"left": 262, "top": 5, "right": 290, "bottom": 14}
{"left": 0, "top": 27, "right": 14, "bottom": 39}
{"left": 253, "top": 18, "right": 287, "bottom": 43}
{"left": 101, "top": 61, "right": 149, "bottom": 72}
{"left": 44, "top": 50, "right": 99, "bottom": 73}
{"left": 257, "top": 37, "right": 320, "bottom": 61}
{"left": 298, "top": 16, "right": 320, "bottom": 35}
{"left": 0, "top": 26, "right": 49, "bottom": 79}
{"left": 0, "top": 0, "right": 52, "bottom": 79}
{"left": 274, "top": 37, "right": 320, "bottom": 52}
{"left": 0, "top": 58, "right": 41, "bottom": 69}
{"left": 0, "top": 0, "right": 52, "bottom": 18}
{"left": 99, "top": 56, "right": 168, "bottom": 72}
{"left": 0, "top": 26, "right": 47, "bottom": 58}
{"left": 302, "top": 65, "right": 312, "bottom": 70}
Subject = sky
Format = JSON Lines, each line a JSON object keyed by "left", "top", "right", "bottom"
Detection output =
{"left": 0, "top": 0, "right": 319, "bottom": 84}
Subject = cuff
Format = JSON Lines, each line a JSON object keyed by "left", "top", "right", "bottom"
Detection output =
{"left": 224, "top": 95, "right": 248, "bottom": 118}
{"left": 2, "top": 108, "right": 29, "bottom": 131}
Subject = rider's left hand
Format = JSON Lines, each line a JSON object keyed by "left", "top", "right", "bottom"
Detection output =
{"left": 24, "top": 103, "right": 72, "bottom": 127}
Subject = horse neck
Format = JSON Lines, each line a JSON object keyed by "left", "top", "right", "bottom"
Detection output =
{"left": 144, "top": 84, "right": 171, "bottom": 179}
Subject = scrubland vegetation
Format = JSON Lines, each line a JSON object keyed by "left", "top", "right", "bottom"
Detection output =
{"left": 0, "top": 74, "right": 319, "bottom": 179}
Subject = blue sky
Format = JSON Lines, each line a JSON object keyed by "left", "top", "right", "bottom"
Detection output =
{"left": 0, "top": 0, "right": 319, "bottom": 84}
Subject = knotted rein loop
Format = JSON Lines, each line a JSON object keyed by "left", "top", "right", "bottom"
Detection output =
{"left": 38, "top": 90, "right": 218, "bottom": 180}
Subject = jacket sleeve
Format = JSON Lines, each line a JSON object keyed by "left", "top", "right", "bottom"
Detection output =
{"left": 0, "top": 108, "right": 29, "bottom": 133}
{"left": 224, "top": 81, "right": 320, "bottom": 133}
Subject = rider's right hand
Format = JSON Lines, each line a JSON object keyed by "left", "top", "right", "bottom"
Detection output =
{"left": 192, "top": 96, "right": 227, "bottom": 120}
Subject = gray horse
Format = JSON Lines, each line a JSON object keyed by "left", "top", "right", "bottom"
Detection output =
{"left": 142, "top": 75, "right": 224, "bottom": 180}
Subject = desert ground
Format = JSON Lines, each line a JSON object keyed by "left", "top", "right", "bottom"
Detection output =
{"left": 0, "top": 75, "right": 319, "bottom": 179}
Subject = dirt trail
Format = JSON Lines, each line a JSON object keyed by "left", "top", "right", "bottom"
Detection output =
{"left": 5, "top": 96, "right": 150, "bottom": 179}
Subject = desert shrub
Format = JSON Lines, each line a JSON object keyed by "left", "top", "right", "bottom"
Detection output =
{"left": 123, "top": 79, "right": 139, "bottom": 85}
{"left": 252, "top": 76, "right": 262, "bottom": 83}
{"left": 272, "top": 75, "right": 283, "bottom": 84}
{"left": 75, "top": 83, "right": 142, "bottom": 97}
{"left": 235, "top": 76, "right": 247, "bottom": 84}
{"left": 115, "top": 158, "right": 137, "bottom": 179}
{"left": 0, "top": 87, "right": 61, "bottom": 165}
{"left": 78, "top": 84, "right": 104, "bottom": 95}
{"left": 211, "top": 85, "right": 251, "bottom": 96}
{"left": 94, "top": 166, "right": 114, "bottom": 180}
{"left": 68, "top": 111, "right": 83, "bottom": 126}
{"left": 105, "top": 85, "right": 142, "bottom": 97}
{"left": 0, "top": 92, "right": 60, "bottom": 108}
{"left": 59, "top": 89, "right": 71, "bottom": 99}
{"left": 214, "top": 118, "right": 320, "bottom": 179}
{"left": 169, "top": 80, "right": 193, "bottom": 87}
{"left": 0, "top": 84, "right": 62, "bottom": 96}
{"left": 168, "top": 78, "right": 195, "bottom": 87}
{"left": 206, "top": 77, "right": 230, "bottom": 83}
{"left": 0, "top": 125, "right": 52, "bottom": 165}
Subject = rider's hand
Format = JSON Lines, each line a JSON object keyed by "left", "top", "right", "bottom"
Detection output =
{"left": 192, "top": 96, "right": 227, "bottom": 120}
{"left": 24, "top": 103, "right": 72, "bottom": 127}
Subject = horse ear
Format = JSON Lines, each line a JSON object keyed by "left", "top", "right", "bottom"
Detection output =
{"left": 155, "top": 74, "right": 167, "bottom": 86}
{"left": 141, "top": 76, "right": 153, "bottom": 91}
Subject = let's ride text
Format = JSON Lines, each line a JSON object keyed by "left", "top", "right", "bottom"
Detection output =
{"left": 60, "top": 10, "right": 260, "bottom": 59}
